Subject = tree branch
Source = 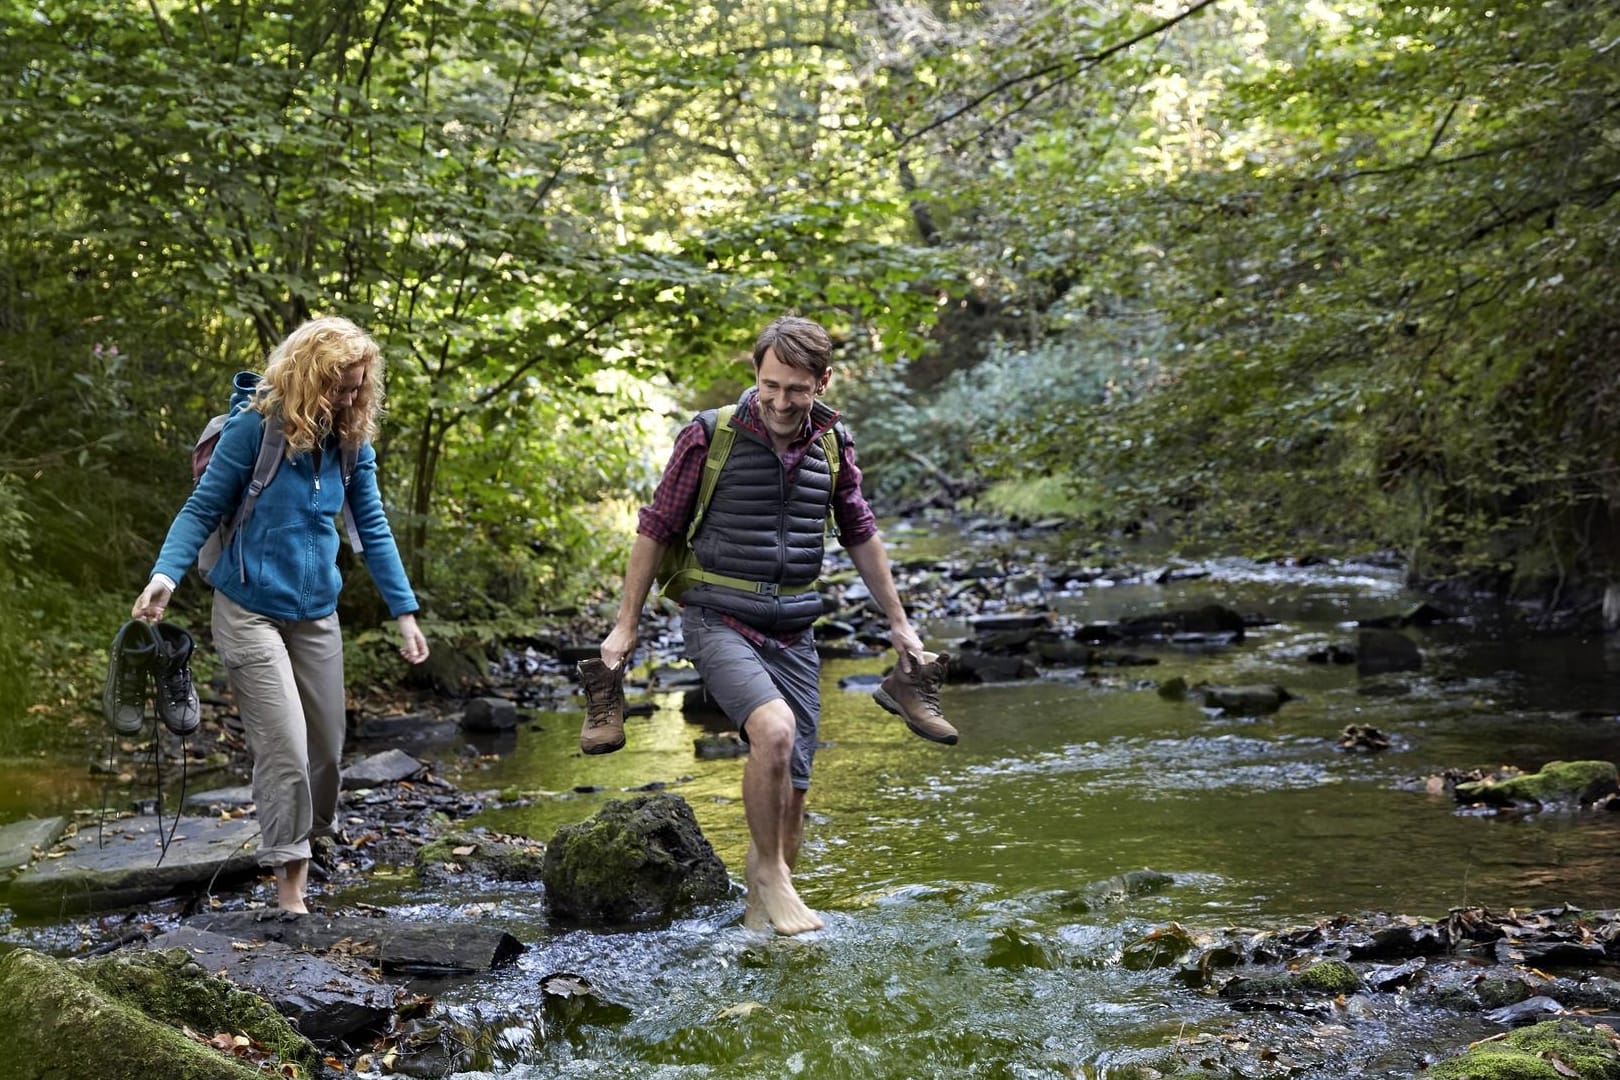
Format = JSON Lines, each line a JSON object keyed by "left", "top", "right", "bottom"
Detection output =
{"left": 891, "top": 0, "right": 1222, "bottom": 155}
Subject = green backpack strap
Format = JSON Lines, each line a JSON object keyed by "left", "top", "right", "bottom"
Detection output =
{"left": 686, "top": 405, "right": 737, "bottom": 543}
{"left": 818, "top": 424, "right": 841, "bottom": 537}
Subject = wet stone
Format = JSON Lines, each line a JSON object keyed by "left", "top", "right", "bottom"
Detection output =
{"left": 340, "top": 748, "right": 425, "bottom": 789}
{"left": 461, "top": 697, "right": 519, "bottom": 733}
{"left": 1356, "top": 628, "right": 1423, "bottom": 674}
{"left": 8, "top": 814, "right": 263, "bottom": 915}
{"left": 0, "top": 816, "right": 68, "bottom": 877}
{"left": 144, "top": 926, "right": 396, "bottom": 1046}
{"left": 695, "top": 733, "right": 747, "bottom": 759}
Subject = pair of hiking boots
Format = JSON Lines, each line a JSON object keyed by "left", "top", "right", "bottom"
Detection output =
{"left": 102, "top": 620, "right": 201, "bottom": 738}
{"left": 576, "top": 651, "right": 958, "bottom": 755}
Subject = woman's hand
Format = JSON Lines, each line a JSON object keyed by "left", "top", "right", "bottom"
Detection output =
{"left": 396, "top": 613, "right": 429, "bottom": 665}
{"left": 132, "top": 578, "right": 173, "bottom": 623}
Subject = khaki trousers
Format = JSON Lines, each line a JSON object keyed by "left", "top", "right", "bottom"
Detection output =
{"left": 211, "top": 591, "right": 346, "bottom": 868}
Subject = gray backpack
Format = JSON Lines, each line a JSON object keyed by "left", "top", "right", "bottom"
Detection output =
{"left": 192, "top": 375, "right": 362, "bottom": 583}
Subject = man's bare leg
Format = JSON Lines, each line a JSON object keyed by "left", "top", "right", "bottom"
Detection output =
{"left": 738, "top": 701, "right": 823, "bottom": 935}
{"left": 782, "top": 786, "right": 808, "bottom": 870}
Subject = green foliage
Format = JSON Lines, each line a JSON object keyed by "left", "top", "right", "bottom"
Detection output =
{"left": 864, "top": 0, "right": 1620, "bottom": 583}
{"left": 10, "top": 0, "right": 1620, "bottom": 738}
{"left": 0, "top": 574, "right": 131, "bottom": 749}
{"left": 840, "top": 325, "right": 1148, "bottom": 511}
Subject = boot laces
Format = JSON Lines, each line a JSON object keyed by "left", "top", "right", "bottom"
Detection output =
{"left": 118, "top": 663, "right": 147, "bottom": 704}
{"left": 910, "top": 664, "right": 944, "bottom": 712}
{"left": 161, "top": 672, "right": 192, "bottom": 710}
{"left": 583, "top": 676, "right": 622, "bottom": 728}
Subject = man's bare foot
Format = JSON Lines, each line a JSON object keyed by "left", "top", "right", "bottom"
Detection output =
{"left": 744, "top": 852, "right": 823, "bottom": 935}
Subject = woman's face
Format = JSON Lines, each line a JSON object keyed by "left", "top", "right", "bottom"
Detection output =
{"left": 327, "top": 364, "right": 366, "bottom": 413}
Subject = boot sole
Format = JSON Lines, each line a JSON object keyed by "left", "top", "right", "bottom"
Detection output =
{"left": 872, "top": 687, "right": 958, "bottom": 745}
{"left": 580, "top": 734, "right": 626, "bottom": 755}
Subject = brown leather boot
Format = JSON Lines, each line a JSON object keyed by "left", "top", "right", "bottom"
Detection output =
{"left": 873, "top": 651, "right": 958, "bottom": 745}
{"left": 577, "top": 658, "right": 626, "bottom": 755}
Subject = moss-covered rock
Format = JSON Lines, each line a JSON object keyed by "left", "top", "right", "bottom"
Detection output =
{"left": 1423, "top": 1018, "right": 1620, "bottom": 1080}
{"left": 0, "top": 947, "right": 316, "bottom": 1080}
{"left": 1475, "top": 974, "right": 1533, "bottom": 1008}
{"left": 541, "top": 793, "right": 730, "bottom": 925}
{"left": 1296, "top": 959, "right": 1361, "bottom": 994}
{"left": 81, "top": 947, "right": 318, "bottom": 1072}
{"left": 1455, "top": 760, "right": 1619, "bottom": 808}
{"left": 1219, "top": 959, "right": 1361, "bottom": 998}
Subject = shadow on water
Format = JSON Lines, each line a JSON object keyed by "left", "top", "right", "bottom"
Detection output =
{"left": 370, "top": 549, "right": 1620, "bottom": 1078}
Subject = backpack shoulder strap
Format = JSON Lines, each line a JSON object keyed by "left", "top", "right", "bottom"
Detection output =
{"left": 686, "top": 405, "right": 735, "bottom": 542}
{"left": 819, "top": 424, "right": 843, "bottom": 486}
{"left": 219, "top": 417, "right": 286, "bottom": 583}
{"left": 338, "top": 443, "right": 363, "bottom": 555}
{"left": 818, "top": 421, "right": 845, "bottom": 537}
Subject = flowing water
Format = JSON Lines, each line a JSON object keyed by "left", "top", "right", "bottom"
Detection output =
{"left": 381, "top": 552, "right": 1620, "bottom": 1078}
{"left": 9, "top": 549, "right": 1620, "bottom": 1077}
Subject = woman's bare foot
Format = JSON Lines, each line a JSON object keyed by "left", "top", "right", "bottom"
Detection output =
{"left": 744, "top": 850, "right": 823, "bottom": 935}
{"left": 274, "top": 858, "right": 310, "bottom": 913}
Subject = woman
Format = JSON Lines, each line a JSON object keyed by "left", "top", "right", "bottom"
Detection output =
{"left": 132, "top": 316, "right": 429, "bottom": 912}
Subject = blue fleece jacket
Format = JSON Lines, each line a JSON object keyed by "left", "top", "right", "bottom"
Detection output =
{"left": 152, "top": 401, "right": 419, "bottom": 622}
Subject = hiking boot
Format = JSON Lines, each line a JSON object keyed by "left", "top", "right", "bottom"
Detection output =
{"left": 874, "top": 651, "right": 958, "bottom": 745}
{"left": 103, "top": 620, "right": 159, "bottom": 736}
{"left": 577, "top": 657, "right": 626, "bottom": 755}
{"left": 153, "top": 622, "right": 201, "bottom": 737}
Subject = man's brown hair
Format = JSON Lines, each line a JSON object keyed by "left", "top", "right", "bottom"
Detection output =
{"left": 752, "top": 315, "right": 833, "bottom": 378}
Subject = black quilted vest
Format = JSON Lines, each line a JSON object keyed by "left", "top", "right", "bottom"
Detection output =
{"left": 685, "top": 403, "right": 837, "bottom": 633}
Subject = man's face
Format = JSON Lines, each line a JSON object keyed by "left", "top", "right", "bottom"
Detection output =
{"left": 755, "top": 348, "right": 829, "bottom": 443}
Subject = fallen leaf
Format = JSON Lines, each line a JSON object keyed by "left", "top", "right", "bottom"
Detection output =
{"left": 1546, "top": 1055, "right": 1580, "bottom": 1078}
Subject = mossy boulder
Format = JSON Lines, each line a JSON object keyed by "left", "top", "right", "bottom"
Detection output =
{"left": 1423, "top": 1018, "right": 1620, "bottom": 1079}
{"left": 1219, "top": 959, "right": 1362, "bottom": 999}
{"left": 1296, "top": 959, "right": 1362, "bottom": 994}
{"left": 1455, "top": 760, "right": 1619, "bottom": 808}
{"left": 0, "top": 947, "right": 319, "bottom": 1080}
{"left": 541, "top": 793, "right": 730, "bottom": 925}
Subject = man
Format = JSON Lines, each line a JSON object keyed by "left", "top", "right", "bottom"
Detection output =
{"left": 589, "top": 314, "right": 956, "bottom": 935}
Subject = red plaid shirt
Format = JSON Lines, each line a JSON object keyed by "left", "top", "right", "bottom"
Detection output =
{"left": 638, "top": 392, "right": 877, "bottom": 644}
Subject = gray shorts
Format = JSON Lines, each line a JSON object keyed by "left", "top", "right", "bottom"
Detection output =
{"left": 681, "top": 605, "right": 821, "bottom": 790}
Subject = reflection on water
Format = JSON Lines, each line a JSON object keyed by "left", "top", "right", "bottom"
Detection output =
{"left": 401, "top": 554, "right": 1620, "bottom": 1077}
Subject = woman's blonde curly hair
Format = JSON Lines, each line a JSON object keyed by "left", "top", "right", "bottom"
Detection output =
{"left": 254, "top": 316, "right": 385, "bottom": 454}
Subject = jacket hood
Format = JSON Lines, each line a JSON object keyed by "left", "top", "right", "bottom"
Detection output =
{"left": 229, "top": 370, "right": 264, "bottom": 413}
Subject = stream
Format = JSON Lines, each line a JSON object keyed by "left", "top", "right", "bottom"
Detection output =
{"left": 381, "top": 539, "right": 1620, "bottom": 1078}
{"left": 7, "top": 532, "right": 1620, "bottom": 1077}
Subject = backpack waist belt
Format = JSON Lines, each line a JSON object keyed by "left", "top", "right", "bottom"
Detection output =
{"left": 668, "top": 567, "right": 817, "bottom": 597}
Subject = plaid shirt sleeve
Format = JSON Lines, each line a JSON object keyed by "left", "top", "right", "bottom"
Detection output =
{"left": 636, "top": 419, "right": 709, "bottom": 544}
{"left": 832, "top": 427, "right": 878, "bottom": 547}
